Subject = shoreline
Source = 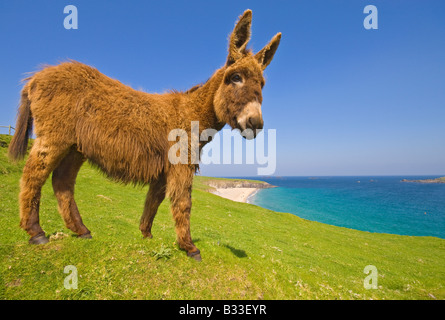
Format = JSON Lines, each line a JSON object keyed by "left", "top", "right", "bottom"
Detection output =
{"left": 246, "top": 188, "right": 261, "bottom": 204}
{"left": 211, "top": 187, "right": 260, "bottom": 203}
{"left": 204, "top": 178, "right": 276, "bottom": 203}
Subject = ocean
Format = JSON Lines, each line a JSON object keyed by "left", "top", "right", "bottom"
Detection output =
{"left": 245, "top": 176, "right": 445, "bottom": 239}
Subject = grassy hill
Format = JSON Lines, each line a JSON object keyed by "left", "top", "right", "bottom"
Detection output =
{"left": 0, "top": 134, "right": 444, "bottom": 300}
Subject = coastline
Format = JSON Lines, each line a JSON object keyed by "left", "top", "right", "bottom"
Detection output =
{"left": 246, "top": 187, "right": 261, "bottom": 204}
{"left": 204, "top": 178, "right": 275, "bottom": 203}
{"left": 211, "top": 187, "right": 260, "bottom": 203}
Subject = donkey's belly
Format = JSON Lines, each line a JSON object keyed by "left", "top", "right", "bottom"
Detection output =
{"left": 75, "top": 120, "right": 167, "bottom": 184}
{"left": 84, "top": 145, "right": 166, "bottom": 184}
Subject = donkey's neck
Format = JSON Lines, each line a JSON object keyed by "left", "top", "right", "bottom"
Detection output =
{"left": 187, "top": 68, "right": 225, "bottom": 133}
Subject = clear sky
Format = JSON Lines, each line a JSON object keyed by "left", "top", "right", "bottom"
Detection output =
{"left": 1, "top": 1, "right": 444, "bottom": 177}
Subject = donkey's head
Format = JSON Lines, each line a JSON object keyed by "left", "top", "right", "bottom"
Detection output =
{"left": 214, "top": 10, "right": 281, "bottom": 139}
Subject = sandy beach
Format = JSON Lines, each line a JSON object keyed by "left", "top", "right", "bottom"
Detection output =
{"left": 211, "top": 187, "right": 259, "bottom": 203}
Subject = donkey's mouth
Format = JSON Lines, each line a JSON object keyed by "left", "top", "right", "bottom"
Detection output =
{"left": 233, "top": 117, "right": 263, "bottom": 140}
{"left": 234, "top": 122, "right": 261, "bottom": 140}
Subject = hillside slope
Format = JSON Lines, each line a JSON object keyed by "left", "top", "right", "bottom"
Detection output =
{"left": 0, "top": 134, "right": 444, "bottom": 299}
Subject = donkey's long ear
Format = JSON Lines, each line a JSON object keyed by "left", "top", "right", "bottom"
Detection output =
{"left": 227, "top": 9, "right": 252, "bottom": 66}
{"left": 255, "top": 32, "right": 281, "bottom": 70}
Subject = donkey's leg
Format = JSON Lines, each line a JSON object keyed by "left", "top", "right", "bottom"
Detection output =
{"left": 167, "top": 166, "right": 201, "bottom": 261}
{"left": 139, "top": 173, "right": 167, "bottom": 239}
{"left": 19, "top": 138, "right": 69, "bottom": 244}
{"left": 52, "top": 148, "right": 91, "bottom": 238}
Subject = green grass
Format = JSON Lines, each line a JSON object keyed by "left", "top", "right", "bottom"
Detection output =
{"left": 0, "top": 134, "right": 444, "bottom": 300}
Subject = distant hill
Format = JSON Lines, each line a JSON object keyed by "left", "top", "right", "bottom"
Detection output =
{"left": 402, "top": 177, "right": 445, "bottom": 183}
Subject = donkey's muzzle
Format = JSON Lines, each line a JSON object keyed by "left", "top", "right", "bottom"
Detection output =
{"left": 237, "top": 101, "right": 263, "bottom": 139}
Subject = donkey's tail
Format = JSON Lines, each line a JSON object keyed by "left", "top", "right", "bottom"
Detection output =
{"left": 8, "top": 86, "right": 33, "bottom": 162}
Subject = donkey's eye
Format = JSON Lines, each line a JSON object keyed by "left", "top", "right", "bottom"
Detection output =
{"left": 230, "top": 73, "right": 242, "bottom": 83}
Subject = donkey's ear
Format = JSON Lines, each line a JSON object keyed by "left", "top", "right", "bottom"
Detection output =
{"left": 255, "top": 32, "right": 281, "bottom": 70}
{"left": 227, "top": 9, "right": 252, "bottom": 65}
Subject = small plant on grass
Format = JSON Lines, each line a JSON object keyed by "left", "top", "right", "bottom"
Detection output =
{"left": 151, "top": 245, "right": 173, "bottom": 261}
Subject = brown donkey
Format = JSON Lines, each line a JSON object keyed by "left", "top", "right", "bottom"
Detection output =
{"left": 8, "top": 10, "right": 281, "bottom": 261}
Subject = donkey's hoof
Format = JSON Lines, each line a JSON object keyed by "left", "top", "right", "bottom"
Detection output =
{"left": 78, "top": 232, "right": 92, "bottom": 239}
{"left": 187, "top": 249, "right": 202, "bottom": 262}
{"left": 142, "top": 232, "right": 153, "bottom": 239}
{"left": 192, "top": 253, "right": 202, "bottom": 262}
{"left": 29, "top": 234, "right": 49, "bottom": 245}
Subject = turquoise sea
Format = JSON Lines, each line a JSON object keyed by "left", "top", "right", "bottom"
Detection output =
{"left": 245, "top": 176, "right": 445, "bottom": 239}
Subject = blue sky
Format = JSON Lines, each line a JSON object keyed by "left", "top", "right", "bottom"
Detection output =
{"left": 1, "top": 1, "right": 444, "bottom": 176}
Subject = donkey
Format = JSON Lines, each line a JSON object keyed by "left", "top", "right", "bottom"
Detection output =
{"left": 8, "top": 10, "right": 281, "bottom": 261}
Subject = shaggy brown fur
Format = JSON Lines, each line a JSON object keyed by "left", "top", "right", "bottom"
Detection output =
{"left": 8, "top": 10, "right": 281, "bottom": 261}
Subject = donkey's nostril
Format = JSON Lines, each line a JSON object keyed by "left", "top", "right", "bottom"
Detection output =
{"left": 247, "top": 117, "right": 262, "bottom": 130}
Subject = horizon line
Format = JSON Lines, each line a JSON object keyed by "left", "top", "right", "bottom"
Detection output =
{"left": 203, "top": 174, "right": 445, "bottom": 178}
